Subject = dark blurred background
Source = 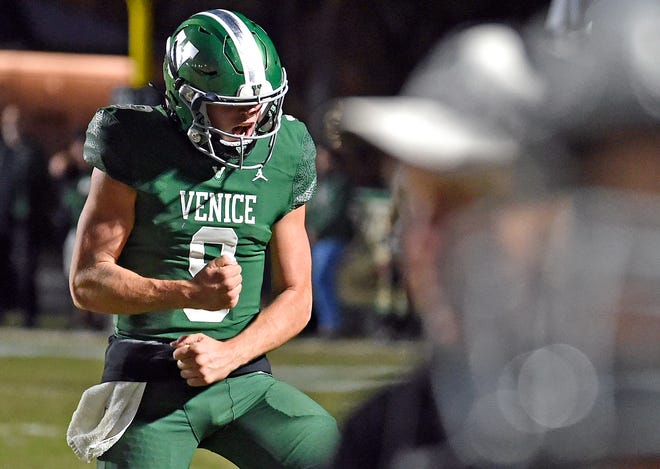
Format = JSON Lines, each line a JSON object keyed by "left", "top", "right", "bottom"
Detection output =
{"left": 0, "top": 0, "right": 550, "bottom": 153}
{"left": 0, "top": 0, "right": 550, "bottom": 330}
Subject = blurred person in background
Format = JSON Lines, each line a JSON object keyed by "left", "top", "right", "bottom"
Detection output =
{"left": 328, "top": 22, "right": 533, "bottom": 468}
{"left": 330, "top": 0, "right": 660, "bottom": 466}
{"left": 0, "top": 104, "right": 52, "bottom": 328}
{"left": 0, "top": 106, "right": 15, "bottom": 320}
{"left": 306, "top": 144, "right": 355, "bottom": 338}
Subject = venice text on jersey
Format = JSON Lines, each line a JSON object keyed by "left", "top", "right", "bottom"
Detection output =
{"left": 179, "top": 190, "right": 257, "bottom": 224}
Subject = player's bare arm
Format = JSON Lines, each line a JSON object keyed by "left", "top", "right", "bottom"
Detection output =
{"left": 172, "top": 204, "right": 312, "bottom": 386}
{"left": 70, "top": 168, "right": 243, "bottom": 314}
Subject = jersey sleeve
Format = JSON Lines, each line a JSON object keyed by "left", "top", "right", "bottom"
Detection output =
{"left": 83, "top": 107, "right": 135, "bottom": 186}
{"left": 291, "top": 129, "right": 317, "bottom": 210}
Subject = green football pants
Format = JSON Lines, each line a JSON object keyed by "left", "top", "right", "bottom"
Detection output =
{"left": 97, "top": 372, "right": 339, "bottom": 469}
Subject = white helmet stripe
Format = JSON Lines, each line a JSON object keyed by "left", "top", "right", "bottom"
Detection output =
{"left": 200, "top": 10, "right": 266, "bottom": 89}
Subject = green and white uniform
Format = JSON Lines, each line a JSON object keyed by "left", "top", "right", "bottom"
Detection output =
{"left": 84, "top": 104, "right": 338, "bottom": 469}
{"left": 85, "top": 104, "right": 315, "bottom": 340}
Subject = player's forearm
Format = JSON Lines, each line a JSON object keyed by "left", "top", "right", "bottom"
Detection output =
{"left": 70, "top": 261, "right": 195, "bottom": 314}
{"left": 225, "top": 286, "right": 312, "bottom": 366}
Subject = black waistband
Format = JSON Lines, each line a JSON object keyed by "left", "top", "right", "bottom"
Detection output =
{"left": 101, "top": 335, "right": 271, "bottom": 382}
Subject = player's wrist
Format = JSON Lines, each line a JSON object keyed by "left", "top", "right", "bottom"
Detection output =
{"left": 220, "top": 337, "right": 253, "bottom": 370}
{"left": 146, "top": 278, "right": 201, "bottom": 311}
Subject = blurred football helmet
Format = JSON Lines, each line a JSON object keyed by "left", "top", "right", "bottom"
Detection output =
{"left": 164, "top": 9, "right": 288, "bottom": 169}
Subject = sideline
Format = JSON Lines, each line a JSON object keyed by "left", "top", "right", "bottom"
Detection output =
{"left": 0, "top": 327, "right": 422, "bottom": 393}
{"left": 0, "top": 327, "right": 107, "bottom": 359}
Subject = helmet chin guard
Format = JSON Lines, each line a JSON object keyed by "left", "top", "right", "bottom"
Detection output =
{"left": 163, "top": 9, "right": 288, "bottom": 169}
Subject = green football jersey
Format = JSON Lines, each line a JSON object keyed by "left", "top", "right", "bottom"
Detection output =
{"left": 83, "top": 104, "right": 317, "bottom": 341}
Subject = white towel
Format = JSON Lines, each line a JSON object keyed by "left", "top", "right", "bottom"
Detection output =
{"left": 67, "top": 381, "right": 146, "bottom": 463}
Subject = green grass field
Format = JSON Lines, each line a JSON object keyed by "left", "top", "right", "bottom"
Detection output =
{"left": 0, "top": 327, "right": 422, "bottom": 469}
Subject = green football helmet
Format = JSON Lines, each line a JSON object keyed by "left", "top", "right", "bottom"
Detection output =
{"left": 164, "top": 9, "right": 288, "bottom": 169}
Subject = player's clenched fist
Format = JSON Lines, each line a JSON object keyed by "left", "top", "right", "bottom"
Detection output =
{"left": 171, "top": 333, "right": 237, "bottom": 386}
{"left": 188, "top": 254, "right": 242, "bottom": 310}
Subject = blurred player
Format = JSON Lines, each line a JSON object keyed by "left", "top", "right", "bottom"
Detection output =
{"left": 329, "top": 22, "right": 533, "bottom": 468}
{"left": 67, "top": 9, "right": 338, "bottom": 468}
{"left": 330, "top": 1, "right": 660, "bottom": 466}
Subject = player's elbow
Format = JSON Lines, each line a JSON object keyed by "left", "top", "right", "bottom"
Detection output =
{"left": 299, "top": 287, "right": 313, "bottom": 326}
{"left": 69, "top": 276, "right": 89, "bottom": 311}
{"left": 69, "top": 270, "right": 101, "bottom": 312}
{"left": 280, "top": 284, "right": 312, "bottom": 333}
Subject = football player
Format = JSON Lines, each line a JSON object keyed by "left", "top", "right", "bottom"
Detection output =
{"left": 67, "top": 9, "right": 338, "bottom": 468}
